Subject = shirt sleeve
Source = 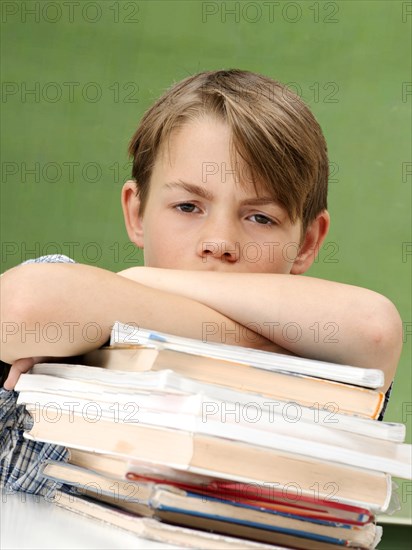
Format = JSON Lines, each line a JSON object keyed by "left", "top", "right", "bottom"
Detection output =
{"left": 0, "top": 255, "right": 74, "bottom": 496}
{"left": 0, "top": 388, "right": 68, "bottom": 497}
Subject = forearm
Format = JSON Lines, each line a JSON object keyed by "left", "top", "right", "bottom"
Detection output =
{"left": 118, "top": 267, "right": 403, "bottom": 390}
{"left": 0, "top": 263, "right": 275, "bottom": 364}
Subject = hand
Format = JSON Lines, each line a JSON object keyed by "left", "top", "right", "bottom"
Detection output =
{"left": 3, "top": 356, "right": 49, "bottom": 391}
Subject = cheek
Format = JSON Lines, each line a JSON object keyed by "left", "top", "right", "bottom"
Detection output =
{"left": 143, "top": 222, "right": 188, "bottom": 268}
{"left": 281, "top": 241, "right": 301, "bottom": 266}
{"left": 243, "top": 243, "right": 294, "bottom": 274}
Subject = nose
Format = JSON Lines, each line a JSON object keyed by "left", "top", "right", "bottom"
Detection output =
{"left": 200, "top": 240, "right": 240, "bottom": 263}
{"left": 197, "top": 217, "right": 240, "bottom": 264}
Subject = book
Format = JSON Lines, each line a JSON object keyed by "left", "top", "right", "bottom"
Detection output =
{"left": 83, "top": 347, "right": 386, "bottom": 420}
{"left": 22, "top": 405, "right": 395, "bottom": 511}
{"left": 21, "top": 362, "right": 405, "bottom": 442}
{"left": 52, "top": 489, "right": 382, "bottom": 550}
{"left": 110, "top": 322, "right": 385, "bottom": 388}
{"left": 16, "top": 374, "right": 412, "bottom": 479}
{"left": 149, "top": 487, "right": 380, "bottom": 549}
{"left": 40, "top": 459, "right": 374, "bottom": 525}
{"left": 67, "top": 447, "right": 389, "bottom": 525}
{"left": 155, "top": 512, "right": 383, "bottom": 550}
{"left": 52, "top": 489, "right": 285, "bottom": 550}
{"left": 46, "top": 463, "right": 379, "bottom": 549}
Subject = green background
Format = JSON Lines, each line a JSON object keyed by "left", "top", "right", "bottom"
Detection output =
{"left": 1, "top": 0, "right": 411, "bottom": 541}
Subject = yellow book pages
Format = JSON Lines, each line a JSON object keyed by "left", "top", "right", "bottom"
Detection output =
{"left": 26, "top": 408, "right": 391, "bottom": 510}
{"left": 84, "top": 347, "right": 384, "bottom": 418}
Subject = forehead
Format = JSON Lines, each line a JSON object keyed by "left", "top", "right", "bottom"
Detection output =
{"left": 153, "top": 117, "right": 267, "bottom": 199}
{"left": 158, "top": 116, "right": 231, "bottom": 165}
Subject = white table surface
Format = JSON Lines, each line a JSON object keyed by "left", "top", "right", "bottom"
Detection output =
{"left": 0, "top": 491, "right": 179, "bottom": 549}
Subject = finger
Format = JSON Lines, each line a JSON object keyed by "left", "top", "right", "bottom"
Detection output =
{"left": 3, "top": 366, "right": 21, "bottom": 390}
{"left": 3, "top": 357, "right": 36, "bottom": 391}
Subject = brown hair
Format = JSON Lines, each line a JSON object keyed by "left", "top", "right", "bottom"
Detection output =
{"left": 128, "top": 69, "right": 329, "bottom": 237}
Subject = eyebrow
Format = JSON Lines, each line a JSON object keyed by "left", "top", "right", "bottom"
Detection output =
{"left": 163, "top": 180, "right": 279, "bottom": 208}
{"left": 164, "top": 181, "right": 214, "bottom": 201}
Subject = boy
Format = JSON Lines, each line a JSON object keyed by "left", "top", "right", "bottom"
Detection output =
{"left": 0, "top": 69, "right": 403, "bottom": 495}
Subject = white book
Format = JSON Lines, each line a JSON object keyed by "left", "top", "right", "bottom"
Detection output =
{"left": 20, "top": 404, "right": 395, "bottom": 511}
{"left": 111, "top": 321, "right": 385, "bottom": 389}
{"left": 18, "top": 364, "right": 405, "bottom": 443}
{"left": 17, "top": 377, "right": 412, "bottom": 479}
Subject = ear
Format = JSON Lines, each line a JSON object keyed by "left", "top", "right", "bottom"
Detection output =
{"left": 121, "top": 180, "right": 145, "bottom": 248}
{"left": 290, "top": 210, "right": 330, "bottom": 274}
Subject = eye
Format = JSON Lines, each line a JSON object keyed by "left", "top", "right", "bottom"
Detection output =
{"left": 175, "top": 202, "right": 200, "bottom": 213}
{"left": 248, "top": 213, "right": 275, "bottom": 225}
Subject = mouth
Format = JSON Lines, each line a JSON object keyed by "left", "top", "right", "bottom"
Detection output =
{"left": 198, "top": 262, "right": 244, "bottom": 273}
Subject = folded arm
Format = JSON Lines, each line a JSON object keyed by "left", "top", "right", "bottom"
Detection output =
{"left": 118, "top": 267, "right": 403, "bottom": 392}
{"left": 0, "top": 263, "right": 278, "bottom": 367}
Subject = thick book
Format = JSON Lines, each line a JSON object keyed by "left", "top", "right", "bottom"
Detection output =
{"left": 22, "top": 406, "right": 394, "bottom": 511}
{"left": 52, "top": 489, "right": 284, "bottom": 550}
{"left": 21, "top": 362, "right": 405, "bottom": 441}
{"left": 40, "top": 460, "right": 374, "bottom": 526}
{"left": 110, "top": 321, "right": 385, "bottom": 388}
{"left": 67, "top": 448, "right": 384, "bottom": 524}
{"left": 52, "top": 489, "right": 382, "bottom": 550}
{"left": 42, "top": 462, "right": 380, "bottom": 548}
{"left": 150, "top": 487, "right": 381, "bottom": 549}
{"left": 17, "top": 381, "right": 412, "bottom": 479}
{"left": 83, "top": 346, "right": 385, "bottom": 420}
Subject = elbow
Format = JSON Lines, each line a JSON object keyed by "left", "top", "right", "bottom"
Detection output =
{"left": 0, "top": 265, "right": 46, "bottom": 363}
{"left": 366, "top": 296, "right": 403, "bottom": 392}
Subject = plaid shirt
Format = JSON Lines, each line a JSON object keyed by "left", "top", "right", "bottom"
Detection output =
{"left": 0, "top": 254, "right": 393, "bottom": 496}
{"left": 0, "top": 255, "right": 73, "bottom": 496}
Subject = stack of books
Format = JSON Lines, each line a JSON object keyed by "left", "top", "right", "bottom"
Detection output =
{"left": 15, "top": 321, "right": 411, "bottom": 549}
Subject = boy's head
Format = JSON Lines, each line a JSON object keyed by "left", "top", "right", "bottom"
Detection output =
{"left": 122, "top": 69, "right": 330, "bottom": 274}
